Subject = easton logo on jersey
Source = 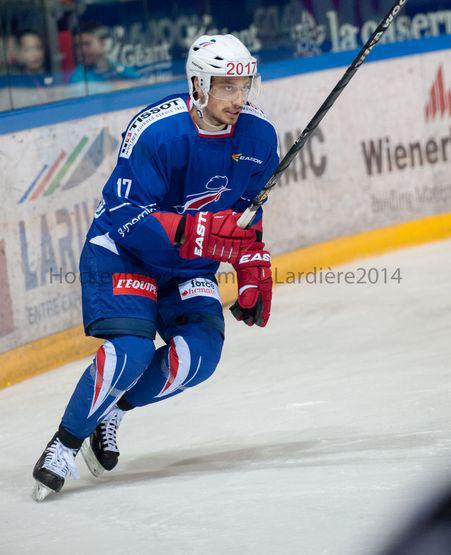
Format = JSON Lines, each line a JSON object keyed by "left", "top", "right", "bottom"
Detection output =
{"left": 232, "top": 152, "right": 263, "bottom": 164}
{"left": 174, "top": 176, "right": 231, "bottom": 214}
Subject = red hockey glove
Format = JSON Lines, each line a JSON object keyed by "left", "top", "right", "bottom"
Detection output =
{"left": 179, "top": 210, "right": 257, "bottom": 264}
{"left": 230, "top": 243, "right": 272, "bottom": 327}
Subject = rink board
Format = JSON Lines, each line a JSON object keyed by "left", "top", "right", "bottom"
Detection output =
{"left": 1, "top": 212, "right": 451, "bottom": 388}
{"left": 0, "top": 47, "right": 450, "bottom": 385}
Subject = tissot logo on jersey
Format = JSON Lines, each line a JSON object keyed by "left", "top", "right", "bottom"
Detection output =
{"left": 113, "top": 273, "right": 157, "bottom": 300}
{"left": 120, "top": 98, "right": 187, "bottom": 159}
{"left": 178, "top": 277, "right": 220, "bottom": 302}
{"left": 232, "top": 153, "right": 263, "bottom": 164}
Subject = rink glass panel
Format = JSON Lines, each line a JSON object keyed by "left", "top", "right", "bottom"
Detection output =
{"left": 0, "top": 0, "right": 74, "bottom": 109}
{"left": 1, "top": 0, "right": 450, "bottom": 113}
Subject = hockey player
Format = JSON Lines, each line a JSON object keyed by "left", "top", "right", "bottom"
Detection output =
{"left": 32, "top": 34, "right": 279, "bottom": 501}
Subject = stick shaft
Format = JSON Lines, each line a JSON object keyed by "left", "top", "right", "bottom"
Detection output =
{"left": 238, "top": 0, "right": 408, "bottom": 229}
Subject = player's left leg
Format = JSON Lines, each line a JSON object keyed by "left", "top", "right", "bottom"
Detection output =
{"left": 120, "top": 318, "right": 224, "bottom": 408}
{"left": 78, "top": 315, "right": 223, "bottom": 479}
{"left": 120, "top": 275, "right": 225, "bottom": 407}
{"left": 86, "top": 276, "right": 225, "bottom": 468}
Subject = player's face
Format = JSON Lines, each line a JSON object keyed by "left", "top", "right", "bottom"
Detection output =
{"left": 205, "top": 76, "right": 252, "bottom": 125}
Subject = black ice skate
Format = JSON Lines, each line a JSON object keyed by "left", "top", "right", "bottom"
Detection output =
{"left": 81, "top": 406, "right": 124, "bottom": 477}
{"left": 32, "top": 433, "right": 80, "bottom": 502}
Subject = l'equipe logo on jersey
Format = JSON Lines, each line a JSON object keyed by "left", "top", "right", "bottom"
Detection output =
{"left": 120, "top": 98, "right": 187, "bottom": 159}
{"left": 178, "top": 277, "right": 220, "bottom": 302}
{"left": 113, "top": 273, "right": 158, "bottom": 300}
{"left": 231, "top": 153, "right": 263, "bottom": 164}
{"left": 425, "top": 65, "right": 451, "bottom": 122}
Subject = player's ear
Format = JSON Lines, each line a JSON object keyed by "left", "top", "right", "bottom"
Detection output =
{"left": 193, "top": 77, "right": 203, "bottom": 102}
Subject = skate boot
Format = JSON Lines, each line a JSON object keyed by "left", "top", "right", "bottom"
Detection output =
{"left": 32, "top": 433, "right": 80, "bottom": 502}
{"left": 81, "top": 406, "right": 124, "bottom": 477}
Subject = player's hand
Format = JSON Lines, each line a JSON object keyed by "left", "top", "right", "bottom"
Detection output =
{"left": 179, "top": 210, "right": 257, "bottom": 264}
{"left": 230, "top": 243, "right": 272, "bottom": 327}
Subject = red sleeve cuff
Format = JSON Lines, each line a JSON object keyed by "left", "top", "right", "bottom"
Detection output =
{"left": 151, "top": 212, "right": 184, "bottom": 244}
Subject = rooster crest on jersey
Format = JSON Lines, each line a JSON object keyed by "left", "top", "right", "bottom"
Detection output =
{"left": 174, "top": 176, "right": 231, "bottom": 214}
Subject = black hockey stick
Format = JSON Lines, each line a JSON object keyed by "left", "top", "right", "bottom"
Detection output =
{"left": 238, "top": 0, "right": 408, "bottom": 228}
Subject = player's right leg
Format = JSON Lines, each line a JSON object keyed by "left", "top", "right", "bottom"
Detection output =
{"left": 32, "top": 334, "right": 155, "bottom": 500}
{"left": 32, "top": 241, "right": 158, "bottom": 501}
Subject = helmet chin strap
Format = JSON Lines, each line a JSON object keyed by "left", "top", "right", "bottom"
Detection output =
{"left": 198, "top": 109, "right": 227, "bottom": 130}
{"left": 193, "top": 92, "right": 227, "bottom": 131}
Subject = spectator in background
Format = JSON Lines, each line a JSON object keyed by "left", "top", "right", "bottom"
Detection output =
{"left": 8, "top": 30, "right": 58, "bottom": 108}
{"left": 16, "top": 30, "right": 49, "bottom": 79}
{"left": 69, "top": 21, "right": 139, "bottom": 93}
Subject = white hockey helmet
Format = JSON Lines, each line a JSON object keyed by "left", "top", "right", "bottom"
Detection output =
{"left": 186, "top": 34, "right": 260, "bottom": 110}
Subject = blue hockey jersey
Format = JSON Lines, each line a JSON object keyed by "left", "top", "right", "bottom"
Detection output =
{"left": 87, "top": 93, "right": 279, "bottom": 282}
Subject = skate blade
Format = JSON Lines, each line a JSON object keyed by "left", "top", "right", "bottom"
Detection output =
{"left": 80, "top": 439, "right": 105, "bottom": 478}
{"left": 32, "top": 481, "right": 53, "bottom": 502}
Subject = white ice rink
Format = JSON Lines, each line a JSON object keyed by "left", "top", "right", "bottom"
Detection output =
{"left": 1, "top": 240, "right": 451, "bottom": 555}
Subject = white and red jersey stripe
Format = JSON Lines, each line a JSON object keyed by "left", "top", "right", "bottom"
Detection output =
{"left": 88, "top": 341, "right": 125, "bottom": 418}
{"left": 156, "top": 336, "right": 191, "bottom": 398}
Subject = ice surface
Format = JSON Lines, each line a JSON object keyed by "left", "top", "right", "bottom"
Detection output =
{"left": 1, "top": 240, "right": 451, "bottom": 555}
